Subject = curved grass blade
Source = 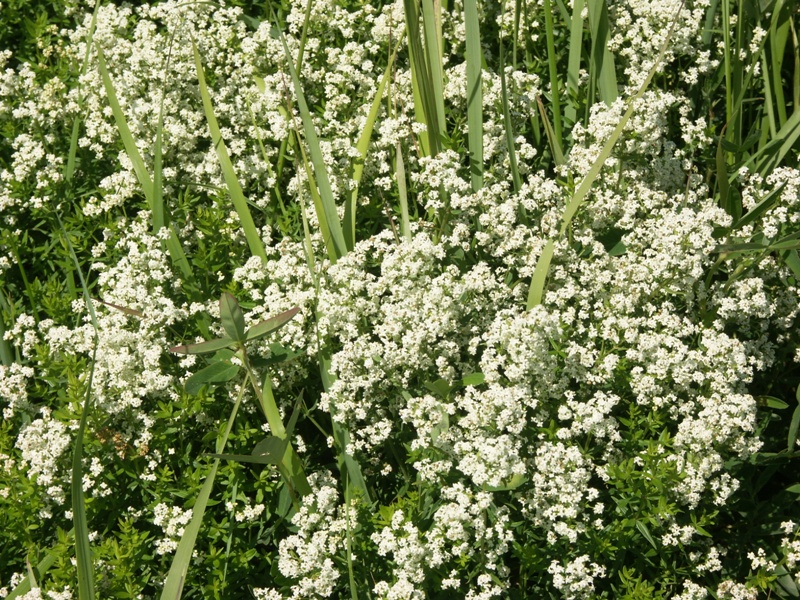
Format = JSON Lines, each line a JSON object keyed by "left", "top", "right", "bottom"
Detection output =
{"left": 396, "top": 142, "right": 412, "bottom": 241}
{"left": 161, "top": 376, "right": 249, "bottom": 600}
{"left": 565, "top": 0, "right": 585, "bottom": 125}
{"left": 587, "top": 0, "right": 618, "bottom": 106}
{"left": 542, "top": 0, "right": 563, "bottom": 145}
{"left": 170, "top": 337, "right": 235, "bottom": 355}
{"left": 97, "top": 49, "right": 194, "bottom": 282}
{"left": 192, "top": 41, "right": 267, "bottom": 264}
{"left": 347, "top": 42, "right": 402, "bottom": 249}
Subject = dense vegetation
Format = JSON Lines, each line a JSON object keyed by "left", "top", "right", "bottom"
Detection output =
{"left": 1, "top": 0, "right": 799, "bottom": 598}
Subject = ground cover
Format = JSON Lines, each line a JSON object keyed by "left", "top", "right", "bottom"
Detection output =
{"left": 1, "top": 0, "right": 799, "bottom": 598}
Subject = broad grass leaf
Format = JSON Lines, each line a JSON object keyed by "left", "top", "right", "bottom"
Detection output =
{"left": 211, "top": 436, "right": 288, "bottom": 465}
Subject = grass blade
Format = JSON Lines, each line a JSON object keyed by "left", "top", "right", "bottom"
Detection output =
{"left": 192, "top": 42, "right": 267, "bottom": 263}
{"left": 528, "top": 1, "right": 686, "bottom": 309}
{"left": 97, "top": 48, "right": 195, "bottom": 283}
{"left": 159, "top": 461, "right": 219, "bottom": 600}
{"left": 587, "top": 0, "right": 618, "bottom": 106}
{"left": 464, "top": 0, "right": 484, "bottom": 191}
{"left": 97, "top": 49, "right": 153, "bottom": 203}
{"left": 347, "top": 42, "right": 401, "bottom": 249}
{"left": 565, "top": 0, "right": 585, "bottom": 126}
{"left": 542, "top": 0, "right": 563, "bottom": 145}
{"left": 72, "top": 348, "right": 96, "bottom": 600}
{"left": 55, "top": 215, "right": 99, "bottom": 600}
{"left": 421, "top": 0, "right": 447, "bottom": 140}
{"left": 396, "top": 142, "right": 412, "bottom": 241}
{"left": 404, "top": 0, "right": 442, "bottom": 156}
{"left": 161, "top": 377, "right": 249, "bottom": 600}
{"left": 274, "top": 24, "right": 347, "bottom": 261}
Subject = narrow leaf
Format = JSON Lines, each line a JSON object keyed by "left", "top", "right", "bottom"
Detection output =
{"left": 464, "top": 0, "right": 484, "bottom": 191}
{"left": 275, "top": 27, "right": 347, "bottom": 260}
{"left": 396, "top": 142, "right": 412, "bottom": 241}
{"left": 159, "top": 461, "right": 219, "bottom": 600}
{"left": 527, "top": 239, "right": 555, "bottom": 309}
{"left": 193, "top": 42, "right": 267, "bottom": 263}
{"left": 245, "top": 306, "right": 300, "bottom": 341}
{"left": 170, "top": 337, "right": 235, "bottom": 355}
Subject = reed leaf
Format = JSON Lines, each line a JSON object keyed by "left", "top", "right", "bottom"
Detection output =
{"left": 275, "top": 29, "right": 347, "bottom": 262}
{"left": 565, "top": 0, "right": 585, "bottom": 126}
{"left": 542, "top": 0, "right": 563, "bottom": 144}
{"left": 193, "top": 42, "right": 268, "bottom": 264}
{"left": 587, "top": 0, "right": 618, "bottom": 106}
{"left": 464, "top": 0, "right": 484, "bottom": 191}
{"left": 347, "top": 42, "right": 402, "bottom": 249}
{"left": 527, "top": 0, "right": 686, "bottom": 309}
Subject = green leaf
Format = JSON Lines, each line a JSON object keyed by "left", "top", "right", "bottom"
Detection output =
{"left": 788, "top": 396, "right": 800, "bottom": 452}
{"left": 731, "top": 182, "right": 786, "bottom": 230}
{"left": 211, "top": 435, "right": 288, "bottom": 465}
{"left": 527, "top": 239, "right": 555, "bottom": 309}
{"left": 159, "top": 461, "right": 219, "bottom": 600}
{"left": 464, "top": 0, "right": 483, "bottom": 191}
{"left": 220, "top": 293, "right": 246, "bottom": 342}
{"left": 185, "top": 361, "right": 241, "bottom": 395}
{"left": 245, "top": 307, "right": 300, "bottom": 341}
{"left": 424, "top": 378, "right": 453, "bottom": 399}
{"left": 636, "top": 521, "right": 658, "bottom": 550}
{"left": 193, "top": 42, "right": 267, "bottom": 264}
{"left": 170, "top": 337, "right": 235, "bottom": 355}
{"left": 275, "top": 21, "right": 347, "bottom": 261}
{"left": 73, "top": 349, "right": 96, "bottom": 600}
{"left": 461, "top": 372, "right": 485, "bottom": 387}
{"left": 758, "top": 395, "right": 789, "bottom": 410}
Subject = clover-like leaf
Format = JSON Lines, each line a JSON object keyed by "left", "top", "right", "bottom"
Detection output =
{"left": 220, "top": 292, "right": 247, "bottom": 341}
{"left": 245, "top": 306, "right": 300, "bottom": 341}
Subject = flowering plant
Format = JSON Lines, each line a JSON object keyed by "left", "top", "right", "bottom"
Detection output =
{"left": 1, "top": 0, "right": 799, "bottom": 598}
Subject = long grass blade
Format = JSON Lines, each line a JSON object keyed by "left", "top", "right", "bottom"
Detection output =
{"left": 565, "top": 0, "right": 585, "bottom": 126}
{"left": 55, "top": 209, "right": 100, "bottom": 600}
{"left": 528, "top": 1, "right": 686, "bottom": 309}
{"left": 404, "top": 0, "right": 441, "bottom": 155}
{"left": 464, "top": 0, "right": 484, "bottom": 191}
{"left": 542, "top": 0, "right": 563, "bottom": 145}
{"left": 421, "top": 0, "right": 447, "bottom": 140}
{"left": 193, "top": 42, "right": 267, "bottom": 263}
{"left": 97, "top": 48, "right": 194, "bottom": 281}
{"left": 160, "top": 378, "right": 248, "bottom": 600}
{"left": 274, "top": 25, "right": 347, "bottom": 262}
{"left": 97, "top": 50, "right": 154, "bottom": 203}
{"left": 396, "top": 142, "right": 412, "bottom": 240}
{"left": 6, "top": 549, "right": 59, "bottom": 599}
{"left": 346, "top": 42, "right": 401, "bottom": 250}
{"left": 587, "top": 0, "right": 617, "bottom": 106}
